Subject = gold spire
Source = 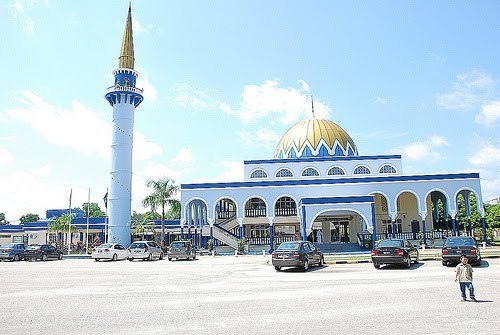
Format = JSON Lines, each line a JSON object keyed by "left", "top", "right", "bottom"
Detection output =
{"left": 118, "top": 3, "right": 135, "bottom": 69}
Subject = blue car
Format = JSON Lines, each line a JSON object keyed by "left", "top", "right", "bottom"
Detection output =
{"left": 0, "top": 243, "right": 26, "bottom": 261}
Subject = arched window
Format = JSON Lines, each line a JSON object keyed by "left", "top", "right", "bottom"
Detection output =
{"left": 379, "top": 164, "right": 397, "bottom": 174}
{"left": 250, "top": 169, "right": 268, "bottom": 179}
{"left": 275, "top": 197, "right": 297, "bottom": 216}
{"left": 302, "top": 167, "right": 320, "bottom": 177}
{"left": 276, "top": 168, "right": 293, "bottom": 178}
{"left": 353, "top": 165, "right": 371, "bottom": 175}
{"left": 245, "top": 198, "right": 266, "bottom": 217}
{"left": 327, "top": 166, "right": 346, "bottom": 176}
{"left": 123, "top": 77, "right": 130, "bottom": 87}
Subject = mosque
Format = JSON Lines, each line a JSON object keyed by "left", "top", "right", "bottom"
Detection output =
{"left": 0, "top": 5, "right": 488, "bottom": 253}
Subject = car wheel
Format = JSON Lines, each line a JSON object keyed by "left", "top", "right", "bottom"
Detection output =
{"left": 13, "top": 254, "right": 20, "bottom": 261}
{"left": 42, "top": 254, "right": 48, "bottom": 261}
{"left": 414, "top": 253, "right": 419, "bottom": 264}
{"left": 442, "top": 260, "right": 447, "bottom": 266}
{"left": 274, "top": 266, "right": 281, "bottom": 271}
{"left": 404, "top": 256, "right": 411, "bottom": 269}
{"left": 168, "top": 257, "right": 172, "bottom": 261}
{"left": 147, "top": 253, "right": 153, "bottom": 261}
{"left": 303, "top": 259, "right": 309, "bottom": 271}
{"left": 159, "top": 252, "right": 164, "bottom": 260}
{"left": 373, "top": 263, "right": 381, "bottom": 269}
{"left": 95, "top": 258, "right": 99, "bottom": 262}
{"left": 58, "top": 254, "right": 63, "bottom": 260}
{"left": 112, "top": 254, "right": 117, "bottom": 261}
{"left": 187, "top": 256, "right": 191, "bottom": 261}
{"left": 128, "top": 258, "right": 134, "bottom": 261}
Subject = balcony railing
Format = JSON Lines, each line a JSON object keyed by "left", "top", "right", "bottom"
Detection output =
{"left": 106, "top": 85, "right": 144, "bottom": 94}
{"left": 217, "top": 210, "right": 237, "bottom": 220}
{"left": 274, "top": 208, "right": 297, "bottom": 217}
{"left": 245, "top": 208, "right": 266, "bottom": 217}
{"left": 247, "top": 235, "right": 296, "bottom": 246}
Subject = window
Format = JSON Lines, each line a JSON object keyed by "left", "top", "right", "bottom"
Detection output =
{"left": 327, "top": 166, "right": 346, "bottom": 176}
{"left": 379, "top": 164, "right": 397, "bottom": 174}
{"left": 245, "top": 198, "right": 266, "bottom": 217}
{"left": 276, "top": 168, "right": 293, "bottom": 178}
{"left": 353, "top": 166, "right": 371, "bottom": 175}
{"left": 123, "top": 77, "right": 130, "bottom": 87}
{"left": 249, "top": 225, "right": 269, "bottom": 238}
{"left": 250, "top": 169, "right": 268, "bottom": 179}
{"left": 381, "top": 197, "right": 388, "bottom": 212}
{"left": 302, "top": 167, "right": 319, "bottom": 177}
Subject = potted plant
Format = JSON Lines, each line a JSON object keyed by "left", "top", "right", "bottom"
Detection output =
{"left": 237, "top": 237, "right": 247, "bottom": 254}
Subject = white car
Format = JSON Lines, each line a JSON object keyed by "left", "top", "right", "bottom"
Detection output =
{"left": 128, "top": 241, "right": 164, "bottom": 261}
{"left": 92, "top": 243, "right": 129, "bottom": 261}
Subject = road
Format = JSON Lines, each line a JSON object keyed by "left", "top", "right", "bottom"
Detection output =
{"left": 1, "top": 256, "right": 499, "bottom": 335}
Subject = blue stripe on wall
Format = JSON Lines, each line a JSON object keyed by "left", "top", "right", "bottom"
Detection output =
{"left": 244, "top": 155, "right": 401, "bottom": 165}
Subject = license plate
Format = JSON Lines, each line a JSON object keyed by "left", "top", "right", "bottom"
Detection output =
{"left": 98, "top": 250, "right": 103, "bottom": 253}
{"left": 383, "top": 251, "right": 391, "bottom": 255}
{"left": 134, "top": 250, "right": 141, "bottom": 253}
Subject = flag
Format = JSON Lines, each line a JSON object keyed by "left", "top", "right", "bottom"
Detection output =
{"left": 103, "top": 190, "right": 108, "bottom": 209}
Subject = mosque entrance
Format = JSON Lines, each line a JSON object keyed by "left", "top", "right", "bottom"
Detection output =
{"left": 312, "top": 218, "right": 351, "bottom": 244}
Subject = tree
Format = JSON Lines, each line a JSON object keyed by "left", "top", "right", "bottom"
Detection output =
{"left": 82, "top": 202, "right": 106, "bottom": 217}
{"left": 0, "top": 213, "right": 8, "bottom": 225}
{"left": 485, "top": 203, "right": 500, "bottom": 229}
{"left": 48, "top": 213, "right": 78, "bottom": 247}
{"left": 142, "top": 178, "right": 179, "bottom": 243}
{"left": 130, "top": 214, "right": 155, "bottom": 240}
{"left": 165, "top": 200, "right": 181, "bottom": 220}
{"left": 19, "top": 213, "right": 40, "bottom": 224}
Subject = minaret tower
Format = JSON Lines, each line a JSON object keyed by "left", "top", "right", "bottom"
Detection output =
{"left": 105, "top": 3, "right": 143, "bottom": 246}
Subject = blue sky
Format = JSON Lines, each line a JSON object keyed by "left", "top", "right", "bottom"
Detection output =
{"left": 1, "top": 1, "right": 500, "bottom": 222}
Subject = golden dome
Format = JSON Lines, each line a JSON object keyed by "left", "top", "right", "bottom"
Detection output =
{"left": 274, "top": 118, "right": 358, "bottom": 158}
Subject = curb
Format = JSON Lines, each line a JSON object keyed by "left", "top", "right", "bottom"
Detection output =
{"left": 324, "top": 254, "right": 500, "bottom": 265}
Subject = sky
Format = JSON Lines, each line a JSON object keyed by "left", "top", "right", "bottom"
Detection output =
{"left": 1, "top": 0, "right": 500, "bottom": 222}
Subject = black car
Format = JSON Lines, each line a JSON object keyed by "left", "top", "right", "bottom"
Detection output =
{"left": 371, "top": 239, "right": 419, "bottom": 269}
{"left": 442, "top": 236, "right": 481, "bottom": 266}
{"left": 272, "top": 241, "right": 324, "bottom": 271}
{"left": 24, "top": 244, "right": 63, "bottom": 261}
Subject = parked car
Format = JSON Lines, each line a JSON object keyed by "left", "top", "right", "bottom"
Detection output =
{"left": 128, "top": 241, "right": 164, "bottom": 261}
{"left": 271, "top": 241, "right": 324, "bottom": 271}
{"left": 167, "top": 240, "right": 196, "bottom": 261}
{"left": 0, "top": 243, "right": 26, "bottom": 261}
{"left": 92, "top": 243, "right": 129, "bottom": 261}
{"left": 442, "top": 236, "right": 481, "bottom": 266}
{"left": 24, "top": 244, "right": 63, "bottom": 261}
{"left": 371, "top": 238, "right": 419, "bottom": 269}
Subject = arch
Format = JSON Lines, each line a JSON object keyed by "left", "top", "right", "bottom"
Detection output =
{"left": 273, "top": 195, "right": 298, "bottom": 217}
{"left": 184, "top": 197, "right": 209, "bottom": 219}
{"left": 327, "top": 165, "right": 346, "bottom": 176}
{"left": 275, "top": 168, "right": 294, "bottom": 178}
{"left": 353, "top": 165, "right": 371, "bottom": 175}
{"left": 249, "top": 168, "right": 268, "bottom": 179}
{"left": 213, "top": 196, "right": 239, "bottom": 220}
{"left": 369, "top": 191, "right": 392, "bottom": 212}
{"left": 244, "top": 196, "right": 268, "bottom": 218}
{"left": 310, "top": 208, "right": 370, "bottom": 232}
{"left": 379, "top": 164, "right": 397, "bottom": 174}
{"left": 424, "top": 188, "right": 452, "bottom": 213}
{"left": 301, "top": 167, "right": 320, "bottom": 177}
{"left": 453, "top": 187, "right": 481, "bottom": 206}
{"left": 394, "top": 190, "right": 421, "bottom": 214}
{"left": 185, "top": 198, "right": 209, "bottom": 228}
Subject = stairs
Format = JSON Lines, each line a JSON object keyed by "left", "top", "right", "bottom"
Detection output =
{"left": 201, "top": 224, "right": 239, "bottom": 250}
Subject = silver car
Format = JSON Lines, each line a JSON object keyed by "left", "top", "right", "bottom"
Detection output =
{"left": 167, "top": 240, "right": 196, "bottom": 261}
{"left": 128, "top": 241, "right": 164, "bottom": 261}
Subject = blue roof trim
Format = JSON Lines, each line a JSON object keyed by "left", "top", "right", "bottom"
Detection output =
{"left": 300, "top": 196, "right": 374, "bottom": 205}
{"left": 244, "top": 155, "right": 402, "bottom": 165}
{"left": 181, "top": 173, "right": 480, "bottom": 190}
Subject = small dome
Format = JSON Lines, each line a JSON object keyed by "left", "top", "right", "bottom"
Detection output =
{"left": 274, "top": 118, "right": 358, "bottom": 159}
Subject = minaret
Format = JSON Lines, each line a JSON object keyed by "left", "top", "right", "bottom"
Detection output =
{"left": 104, "top": 3, "right": 143, "bottom": 246}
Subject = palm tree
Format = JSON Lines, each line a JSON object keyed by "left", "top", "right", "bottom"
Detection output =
{"left": 142, "top": 178, "right": 179, "bottom": 244}
{"left": 48, "top": 213, "right": 77, "bottom": 249}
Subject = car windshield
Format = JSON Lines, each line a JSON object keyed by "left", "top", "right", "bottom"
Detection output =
{"left": 27, "top": 245, "right": 41, "bottom": 250}
{"left": 1, "top": 243, "right": 15, "bottom": 248}
{"left": 97, "top": 244, "right": 112, "bottom": 248}
{"left": 130, "top": 243, "right": 147, "bottom": 249}
{"left": 171, "top": 242, "right": 186, "bottom": 248}
{"left": 444, "top": 238, "right": 475, "bottom": 246}
{"left": 377, "top": 240, "right": 403, "bottom": 248}
{"left": 277, "top": 242, "right": 301, "bottom": 251}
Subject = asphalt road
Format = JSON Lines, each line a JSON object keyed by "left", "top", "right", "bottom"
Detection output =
{"left": 1, "top": 256, "right": 499, "bottom": 335}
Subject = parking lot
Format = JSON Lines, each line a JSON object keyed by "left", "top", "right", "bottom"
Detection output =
{"left": 1, "top": 256, "right": 499, "bottom": 335}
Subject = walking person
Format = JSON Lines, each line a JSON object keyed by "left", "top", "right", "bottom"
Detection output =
{"left": 455, "top": 255, "right": 477, "bottom": 302}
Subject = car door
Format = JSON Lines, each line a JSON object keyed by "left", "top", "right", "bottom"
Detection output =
{"left": 302, "top": 242, "right": 312, "bottom": 262}
{"left": 115, "top": 244, "right": 126, "bottom": 259}
{"left": 308, "top": 242, "right": 319, "bottom": 263}
{"left": 47, "top": 245, "right": 56, "bottom": 259}
{"left": 405, "top": 240, "right": 416, "bottom": 260}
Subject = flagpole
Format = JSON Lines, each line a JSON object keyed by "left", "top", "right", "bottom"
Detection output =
{"left": 86, "top": 188, "right": 90, "bottom": 253}
{"left": 68, "top": 188, "right": 72, "bottom": 255}
{"left": 105, "top": 188, "right": 108, "bottom": 244}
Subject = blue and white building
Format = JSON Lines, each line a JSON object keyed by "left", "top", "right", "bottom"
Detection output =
{"left": 180, "top": 118, "right": 487, "bottom": 252}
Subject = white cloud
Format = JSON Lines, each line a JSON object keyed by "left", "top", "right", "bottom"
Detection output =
{"left": 8, "top": 0, "right": 49, "bottom": 35}
{"left": 174, "top": 84, "right": 217, "bottom": 113}
{"left": 7, "top": 91, "right": 161, "bottom": 161}
{"left": 221, "top": 79, "right": 330, "bottom": 124}
{"left": 0, "top": 144, "right": 14, "bottom": 167}
{"left": 468, "top": 143, "right": 500, "bottom": 167}
{"left": 394, "top": 135, "right": 449, "bottom": 162}
{"left": 237, "top": 128, "right": 280, "bottom": 146}
{"left": 475, "top": 101, "right": 500, "bottom": 127}
{"left": 190, "top": 160, "right": 244, "bottom": 184}
{"left": 372, "top": 96, "right": 396, "bottom": 105}
{"left": 132, "top": 18, "right": 146, "bottom": 34}
{"left": 172, "top": 147, "right": 194, "bottom": 164}
{"left": 137, "top": 72, "right": 157, "bottom": 101}
{"left": 437, "top": 69, "right": 495, "bottom": 111}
